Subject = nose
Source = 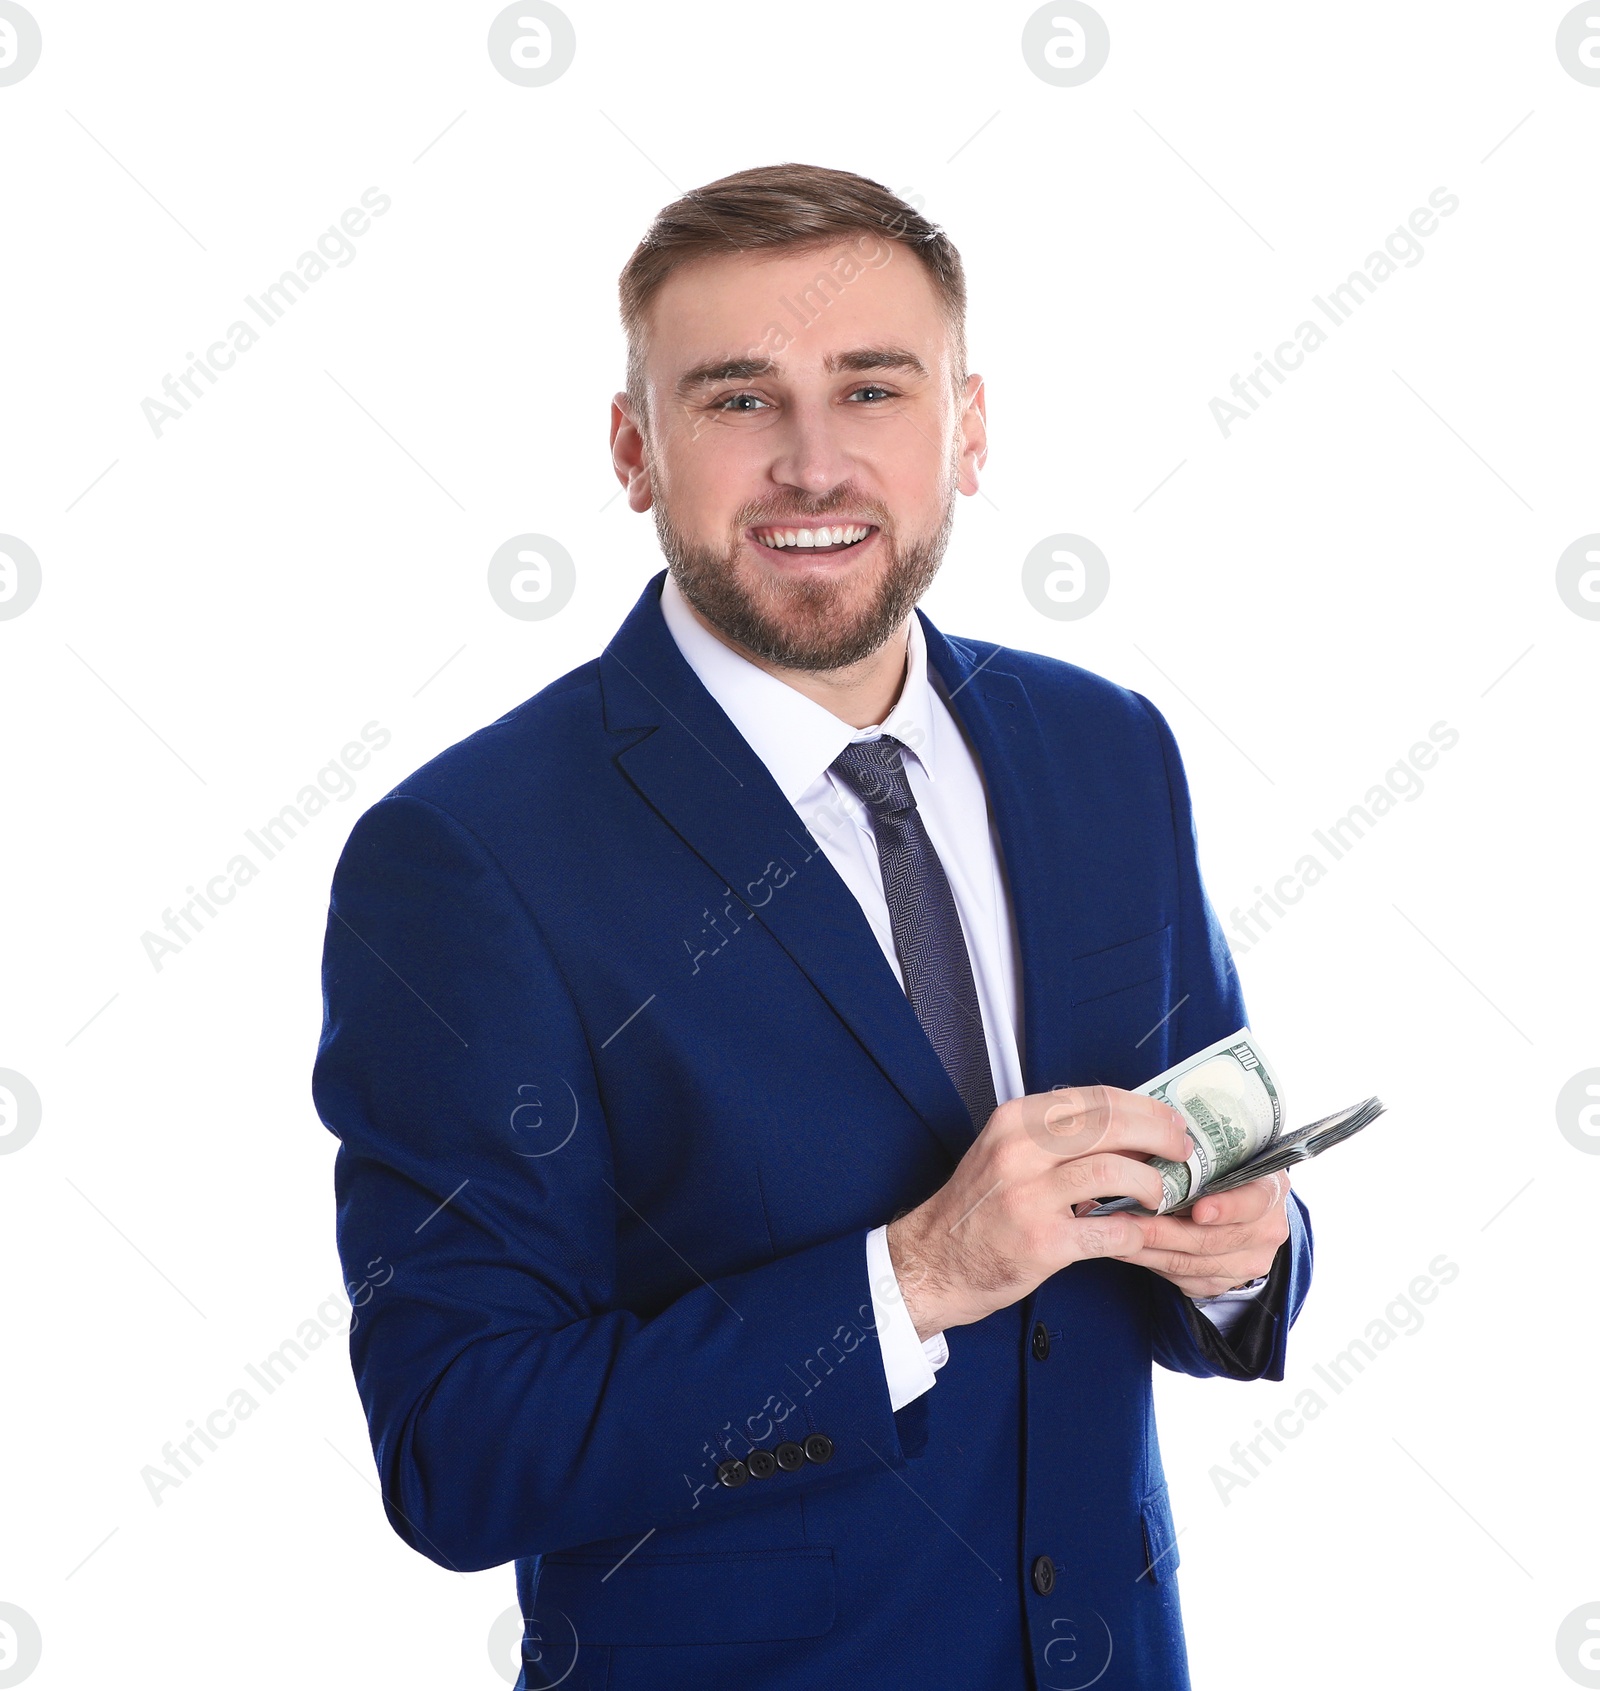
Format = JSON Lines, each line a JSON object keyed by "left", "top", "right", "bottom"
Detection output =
{"left": 766, "top": 394, "right": 856, "bottom": 496}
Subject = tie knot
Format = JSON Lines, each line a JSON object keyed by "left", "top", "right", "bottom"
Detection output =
{"left": 830, "top": 734, "right": 915, "bottom": 815}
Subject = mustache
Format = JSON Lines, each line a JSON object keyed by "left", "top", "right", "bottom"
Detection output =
{"left": 736, "top": 496, "right": 892, "bottom": 528}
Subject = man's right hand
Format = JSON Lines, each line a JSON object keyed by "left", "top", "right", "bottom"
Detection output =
{"left": 884, "top": 1086, "right": 1194, "bottom": 1342}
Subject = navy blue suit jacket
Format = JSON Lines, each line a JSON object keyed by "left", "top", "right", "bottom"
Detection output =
{"left": 313, "top": 570, "right": 1313, "bottom": 1689}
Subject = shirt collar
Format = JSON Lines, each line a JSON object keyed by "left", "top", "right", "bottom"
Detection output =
{"left": 658, "top": 569, "right": 938, "bottom": 805}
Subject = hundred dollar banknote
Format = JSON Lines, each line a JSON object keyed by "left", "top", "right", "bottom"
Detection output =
{"left": 1087, "top": 1028, "right": 1384, "bottom": 1217}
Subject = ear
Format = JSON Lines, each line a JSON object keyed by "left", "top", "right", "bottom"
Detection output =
{"left": 610, "top": 392, "right": 655, "bottom": 513}
{"left": 955, "top": 373, "right": 988, "bottom": 497}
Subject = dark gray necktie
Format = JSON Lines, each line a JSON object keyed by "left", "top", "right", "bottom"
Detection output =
{"left": 829, "top": 735, "right": 997, "bottom": 1133}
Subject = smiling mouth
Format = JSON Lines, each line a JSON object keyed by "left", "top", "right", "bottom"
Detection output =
{"left": 748, "top": 522, "right": 878, "bottom": 557}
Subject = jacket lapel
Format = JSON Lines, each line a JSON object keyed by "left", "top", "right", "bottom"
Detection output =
{"left": 600, "top": 573, "right": 975, "bottom": 1167}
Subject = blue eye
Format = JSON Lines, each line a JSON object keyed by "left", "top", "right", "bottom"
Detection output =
{"left": 849, "top": 385, "right": 896, "bottom": 402}
{"left": 714, "top": 392, "right": 769, "bottom": 411}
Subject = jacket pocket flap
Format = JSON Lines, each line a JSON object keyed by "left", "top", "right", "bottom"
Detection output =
{"left": 533, "top": 1545, "right": 835, "bottom": 1646}
{"left": 1069, "top": 925, "right": 1172, "bottom": 1007}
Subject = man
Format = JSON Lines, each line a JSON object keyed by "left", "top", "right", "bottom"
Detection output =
{"left": 313, "top": 163, "right": 1310, "bottom": 1690}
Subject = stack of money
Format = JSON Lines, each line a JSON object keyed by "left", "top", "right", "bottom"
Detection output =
{"left": 1087, "top": 1029, "right": 1383, "bottom": 1218}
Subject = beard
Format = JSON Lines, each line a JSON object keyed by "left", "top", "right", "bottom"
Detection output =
{"left": 653, "top": 471, "right": 958, "bottom": 673}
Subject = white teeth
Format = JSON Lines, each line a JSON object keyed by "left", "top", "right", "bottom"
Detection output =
{"left": 755, "top": 524, "right": 870, "bottom": 548}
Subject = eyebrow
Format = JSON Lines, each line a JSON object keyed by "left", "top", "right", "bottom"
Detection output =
{"left": 829, "top": 346, "right": 929, "bottom": 379}
{"left": 674, "top": 345, "right": 929, "bottom": 397}
{"left": 674, "top": 357, "right": 773, "bottom": 396}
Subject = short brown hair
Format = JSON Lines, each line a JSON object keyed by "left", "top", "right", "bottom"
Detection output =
{"left": 618, "top": 162, "right": 967, "bottom": 421}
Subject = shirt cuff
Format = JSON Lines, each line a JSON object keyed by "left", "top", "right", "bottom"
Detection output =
{"left": 866, "top": 1225, "right": 948, "bottom": 1411}
{"left": 1190, "top": 1275, "right": 1269, "bottom": 1338}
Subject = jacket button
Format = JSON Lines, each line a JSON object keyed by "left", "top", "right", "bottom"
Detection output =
{"left": 1031, "top": 1321, "right": 1051, "bottom": 1361}
{"left": 715, "top": 1459, "right": 749, "bottom": 1488}
{"left": 803, "top": 1433, "right": 834, "bottom": 1465}
{"left": 746, "top": 1448, "right": 777, "bottom": 1479}
{"left": 774, "top": 1441, "right": 806, "bottom": 1472}
{"left": 1031, "top": 1555, "right": 1056, "bottom": 1596}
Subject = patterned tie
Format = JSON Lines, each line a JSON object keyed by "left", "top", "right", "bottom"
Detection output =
{"left": 829, "top": 735, "right": 998, "bottom": 1133}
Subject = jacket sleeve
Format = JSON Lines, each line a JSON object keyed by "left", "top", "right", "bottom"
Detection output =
{"left": 1129, "top": 692, "right": 1315, "bottom": 1382}
{"left": 312, "top": 793, "right": 912, "bottom": 1572}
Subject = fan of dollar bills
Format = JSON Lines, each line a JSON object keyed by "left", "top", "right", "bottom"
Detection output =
{"left": 1086, "top": 1030, "right": 1384, "bottom": 1218}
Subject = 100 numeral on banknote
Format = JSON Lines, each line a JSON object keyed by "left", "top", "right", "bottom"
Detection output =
{"left": 1143, "top": 1031, "right": 1284, "bottom": 1212}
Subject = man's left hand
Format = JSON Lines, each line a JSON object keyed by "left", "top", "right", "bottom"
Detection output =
{"left": 1110, "top": 1171, "right": 1292, "bottom": 1300}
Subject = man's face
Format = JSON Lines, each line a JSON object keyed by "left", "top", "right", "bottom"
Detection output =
{"left": 611, "top": 238, "right": 986, "bottom": 671}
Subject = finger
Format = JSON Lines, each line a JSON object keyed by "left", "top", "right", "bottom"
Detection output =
{"left": 1065, "top": 1210, "right": 1152, "bottom": 1262}
{"left": 1138, "top": 1220, "right": 1255, "bottom": 1261}
{"left": 1188, "top": 1178, "right": 1273, "bottom": 1228}
{"left": 1138, "top": 1208, "right": 1286, "bottom": 1260}
{"left": 1121, "top": 1245, "right": 1265, "bottom": 1283}
{"left": 1189, "top": 1170, "right": 1290, "bottom": 1227}
{"left": 1053, "top": 1150, "right": 1171, "bottom": 1214}
{"left": 1017, "top": 1085, "right": 1191, "bottom": 1164}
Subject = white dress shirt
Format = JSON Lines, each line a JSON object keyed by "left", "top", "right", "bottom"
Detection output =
{"left": 657, "top": 572, "right": 1264, "bottom": 1412}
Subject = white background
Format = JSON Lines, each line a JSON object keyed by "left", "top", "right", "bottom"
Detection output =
{"left": 2, "top": 3, "right": 1597, "bottom": 1686}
